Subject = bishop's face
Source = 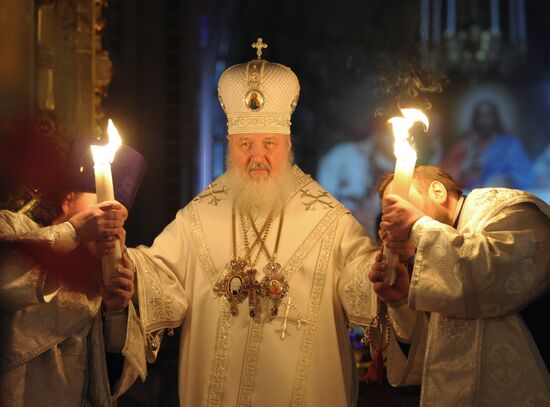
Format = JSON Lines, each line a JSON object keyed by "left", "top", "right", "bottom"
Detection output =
{"left": 228, "top": 133, "right": 291, "bottom": 182}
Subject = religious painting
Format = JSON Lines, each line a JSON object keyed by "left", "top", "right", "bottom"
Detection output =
{"left": 244, "top": 89, "right": 264, "bottom": 111}
{"left": 229, "top": 275, "right": 243, "bottom": 295}
{"left": 316, "top": 80, "right": 550, "bottom": 237}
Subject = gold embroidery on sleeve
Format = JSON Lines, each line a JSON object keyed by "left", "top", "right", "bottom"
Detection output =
{"left": 185, "top": 204, "right": 220, "bottom": 285}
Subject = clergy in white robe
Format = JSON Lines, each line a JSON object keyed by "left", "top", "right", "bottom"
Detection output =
{"left": 1, "top": 136, "right": 147, "bottom": 407}
{"left": 128, "top": 164, "right": 386, "bottom": 406}
{"left": 370, "top": 165, "right": 550, "bottom": 406}
{"left": 0, "top": 198, "right": 140, "bottom": 407}
{"left": 123, "top": 38, "right": 389, "bottom": 406}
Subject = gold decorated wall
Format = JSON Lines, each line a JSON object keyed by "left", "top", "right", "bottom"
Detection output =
{"left": 0, "top": 0, "right": 111, "bottom": 139}
{"left": 0, "top": 0, "right": 112, "bottom": 216}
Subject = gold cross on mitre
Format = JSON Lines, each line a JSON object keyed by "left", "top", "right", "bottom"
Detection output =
{"left": 251, "top": 37, "right": 268, "bottom": 60}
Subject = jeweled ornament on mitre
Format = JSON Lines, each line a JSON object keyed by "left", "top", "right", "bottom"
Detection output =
{"left": 217, "top": 37, "right": 300, "bottom": 135}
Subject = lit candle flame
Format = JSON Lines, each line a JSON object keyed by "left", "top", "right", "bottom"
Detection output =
{"left": 90, "top": 119, "right": 123, "bottom": 289}
{"left": 383, "top": 108, "right": 429, "bottom": 286}
{"left": 388, "top": 108, "right": 429, "bottom": 161}
{"left": 90, "top": 119, "right": 122, "bottom": 164}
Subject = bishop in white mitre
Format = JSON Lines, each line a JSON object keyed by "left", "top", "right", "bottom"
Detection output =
{"left": 116, "top": 39, "right": 393, "bottom": 406}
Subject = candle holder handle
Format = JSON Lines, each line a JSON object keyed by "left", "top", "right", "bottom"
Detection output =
{"left": 101, "top": 238, "right": 122, "bottom": 289}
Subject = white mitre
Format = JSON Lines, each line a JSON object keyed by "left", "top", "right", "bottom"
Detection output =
{"left": 217, "top": 38, "right": 300, "bottom": 135}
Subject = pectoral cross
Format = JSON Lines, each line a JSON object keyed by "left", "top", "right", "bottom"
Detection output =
{"left": 245, "top": 268, "right": 262, "bottom": 319}
{"left": 271, "top": 296, "right": 309, "bottom": 340}
{"left": 251, "top": 38, "right": 268, "bottom": 60}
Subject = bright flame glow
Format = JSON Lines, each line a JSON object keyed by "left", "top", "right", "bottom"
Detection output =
{"left": 90, "top": 119, "right": 122, "bottom": 164}
{"left": 388, "top": 108, "right": 429, "bottom": 161}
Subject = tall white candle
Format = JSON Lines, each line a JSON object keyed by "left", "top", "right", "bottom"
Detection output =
{"left": 91, "top": 119, "right": 122, "bottom": 289}
{"left": 384, "top": 109, "right": 429, "bottom": 285}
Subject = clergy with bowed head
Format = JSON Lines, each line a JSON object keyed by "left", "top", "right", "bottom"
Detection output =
{"left": 0, "top": 132, "right": 147, "bottom": 406}
{"left": 369, "top": 165, "right": 550, "bottom": 406}
{"left": 118, "top": 38, "right": 401, "bottom": 406}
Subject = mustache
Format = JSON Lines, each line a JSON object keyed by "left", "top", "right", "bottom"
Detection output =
{"left": 247, "top": 162, "right": 271, "bottom": 171}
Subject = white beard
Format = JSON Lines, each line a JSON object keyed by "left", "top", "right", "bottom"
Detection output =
{"left": 225, "top": 155, "right": 294, "bottom": 218}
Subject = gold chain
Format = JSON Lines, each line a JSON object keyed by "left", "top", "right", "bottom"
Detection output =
{"left": 231, "top": 206, "right": 273, "bottom": 262}
{"left": 238, "top": 211, "right": 274, "bottom": 267}
{"left": 248, "top": 209, "right": 284, "bottom": 263}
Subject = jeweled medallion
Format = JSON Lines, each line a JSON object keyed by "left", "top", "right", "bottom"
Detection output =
{"left": 261, "top": 262, "right": 289, "bottom": 316}
{"left": 213, "top": 258, "right": 250, "bottom": 315}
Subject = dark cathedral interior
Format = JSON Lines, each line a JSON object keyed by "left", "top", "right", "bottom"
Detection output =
{"left": 1, "top": 1, "right": 550, "bottom": 406}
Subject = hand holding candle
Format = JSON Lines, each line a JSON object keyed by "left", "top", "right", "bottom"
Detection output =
{"left": 90, "top": 119, "right": 123, "bottom": 289}
{"left": 383, "top": 108, "right": 429, "bottom": 285}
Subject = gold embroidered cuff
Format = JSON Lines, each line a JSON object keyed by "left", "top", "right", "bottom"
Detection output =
{"left": 48, "top": 221, "right": 79, "bottom": 253}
